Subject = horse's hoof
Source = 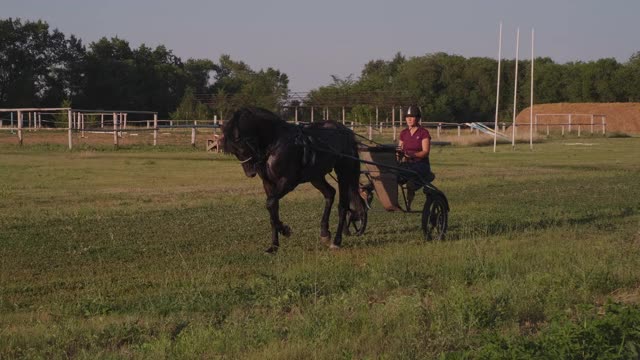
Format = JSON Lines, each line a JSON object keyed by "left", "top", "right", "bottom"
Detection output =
{"left": 265, "top": 246, "right": 279, "bottom": 254}
{"left": 280, "top": 225, "right": 292, "bottom": 237}
{"left": 329, "top": 244, "right": 341, "bottom": 250}
{"left": 320, "top": 233, "right": 332, "bottom": 245}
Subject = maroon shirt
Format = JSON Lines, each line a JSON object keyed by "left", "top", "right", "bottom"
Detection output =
{"left": 399, "top": 126, "right": 431, "bottom": 159}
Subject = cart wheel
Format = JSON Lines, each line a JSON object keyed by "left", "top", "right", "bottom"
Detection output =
{"left": 344, "top": 208, "right": 368, "bottom": 236}
{"left": 421, "top": 193, "right": 448, "bottom": 241}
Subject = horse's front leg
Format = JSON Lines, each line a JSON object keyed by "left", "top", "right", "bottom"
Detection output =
{"left": 311, "top": 178, "right": 336, "bottom": 245}
{"left": 265, "top": 196, "right": 291, "bottom": 253}
{"left": 332, "top": 186, "right": 350, "bottom": 249}
{"left": 333, "top": 205, "right": 347, "bottom": 249}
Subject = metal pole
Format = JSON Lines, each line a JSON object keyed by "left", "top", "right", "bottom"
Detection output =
{"left": 512, "top": 27, "right": 520, "bottom": 148}
{"left": 392, "top": 106, "right": 396, "bottom": 141}
{"left": 311, "top": 106, "right": 314, "bottom": 122}
{"left": 391, "top": 106, "right": 395, "bottom": 128}
{"left": 493, "top": 22, "right": 503, "bottom": 153}
{"left": 529, "top": 28, "right": 535, "bottom": 150}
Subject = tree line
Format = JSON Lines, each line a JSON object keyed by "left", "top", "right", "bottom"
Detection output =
{"left": 0, "top": 18, "right": 289, "bottom": 119}
{"left": 309, "top": 51, "right": 640, "bottom": 123}
{"left": 2, "top": 18, "right": 639, "bottom": 123}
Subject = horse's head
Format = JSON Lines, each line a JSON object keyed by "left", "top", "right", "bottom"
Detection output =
{"left": 222, "top": 107, "right": 285, "bottom": 178}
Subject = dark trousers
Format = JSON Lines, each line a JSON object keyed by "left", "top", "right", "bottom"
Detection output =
{"left": 399, "top": 160, "right": 433, "bottom": 187}
{"left": 398, "top": 160, "right": 433, "bottom": 210}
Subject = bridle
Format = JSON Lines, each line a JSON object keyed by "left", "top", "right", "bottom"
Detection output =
{"left": 232, "top": 135, "right": 266, "bottom": 165}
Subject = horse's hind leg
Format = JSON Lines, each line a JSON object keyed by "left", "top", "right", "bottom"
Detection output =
{"left": 311, "top": 178, "right": 336, "bottom": 245}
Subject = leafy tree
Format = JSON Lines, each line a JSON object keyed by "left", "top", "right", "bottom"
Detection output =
{"left": 185, "top": 59, "right": 215, "bottom": 93}
{"left": 170, "top": 87, "right": 209, "bottom": 120}
{"left": 0, "top": 18, "right": 86, "bottom": 107}
{"left": 616, "top": 52, "right": 640, "bottom": 101}
{"left": 209, "top": 54, "right": 289, "bottom": 114}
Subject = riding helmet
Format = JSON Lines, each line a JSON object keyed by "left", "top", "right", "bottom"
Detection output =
{"left": 404, "top": 105, "right": 421, "bottom": 119}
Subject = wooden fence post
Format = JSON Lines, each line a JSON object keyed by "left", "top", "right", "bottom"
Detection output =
{"left": 191, "top": 121, "right": 196, "bottom": 147}
{"left": 153, "top": 113, "right": 158, "bottom": 146}
{"left": 68, "top": 109, "right": 72, "bottom": 150}
{"left": 113, "top": 112, "right": 118, "bottom": 148}
{"left": 17, "top": 110, "right": 23, "bottom": 145}
{"left": 81, "top": 113, "right": 85, "bottom": 138}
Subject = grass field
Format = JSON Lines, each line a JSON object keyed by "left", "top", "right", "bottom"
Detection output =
{"left": 1, "top": 137, "right": 639, "bottom": 359}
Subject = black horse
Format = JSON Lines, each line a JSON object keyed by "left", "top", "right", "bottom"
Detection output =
{"left": 222, "top": 107, "right": 366, "bottom": 253}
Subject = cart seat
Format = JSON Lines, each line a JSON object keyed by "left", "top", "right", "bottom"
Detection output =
{"left": 358, "top": 144, "right": 401, "bottom": 211}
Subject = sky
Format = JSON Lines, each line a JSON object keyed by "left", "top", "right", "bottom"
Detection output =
{"left": 3, "top": 0, "right": 639, "bottom": 93}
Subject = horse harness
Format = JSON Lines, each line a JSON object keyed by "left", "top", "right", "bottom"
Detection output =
{"left": 234, "top": 125, "right": 355, "bottom": 169}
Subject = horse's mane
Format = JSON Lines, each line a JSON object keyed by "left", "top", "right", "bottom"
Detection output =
{"left": 222, "top": 107, "right": 288, "bottom": 152}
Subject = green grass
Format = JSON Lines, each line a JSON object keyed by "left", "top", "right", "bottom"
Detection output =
{"left": 1, "top": 138, "right": 639, "bottom": 359}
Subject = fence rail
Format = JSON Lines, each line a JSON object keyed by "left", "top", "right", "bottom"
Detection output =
{"left": 1, "top": 107, "right": 609, "bottom": 149}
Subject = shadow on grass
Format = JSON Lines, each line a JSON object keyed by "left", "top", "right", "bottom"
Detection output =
{"left": 446, "top": 206, "right": 636, "bottom": 241}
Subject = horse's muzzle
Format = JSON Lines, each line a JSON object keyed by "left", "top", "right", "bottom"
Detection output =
{"left": 242, "top": 162, "right": 257, "bottom": 177}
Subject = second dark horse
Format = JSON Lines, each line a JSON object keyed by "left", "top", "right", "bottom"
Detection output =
{"left": 222, "top": 107, "right": 366, "bottom": 253}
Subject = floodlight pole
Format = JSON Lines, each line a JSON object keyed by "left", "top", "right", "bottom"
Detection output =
{"left": 529, "top": 28, "right": 535, "bottom": 150}
{"left": 493, "top": 22, "right": 503, "bottom": 153}
{"left": 512, "top": 28, "right": 520, "bottom": 149}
